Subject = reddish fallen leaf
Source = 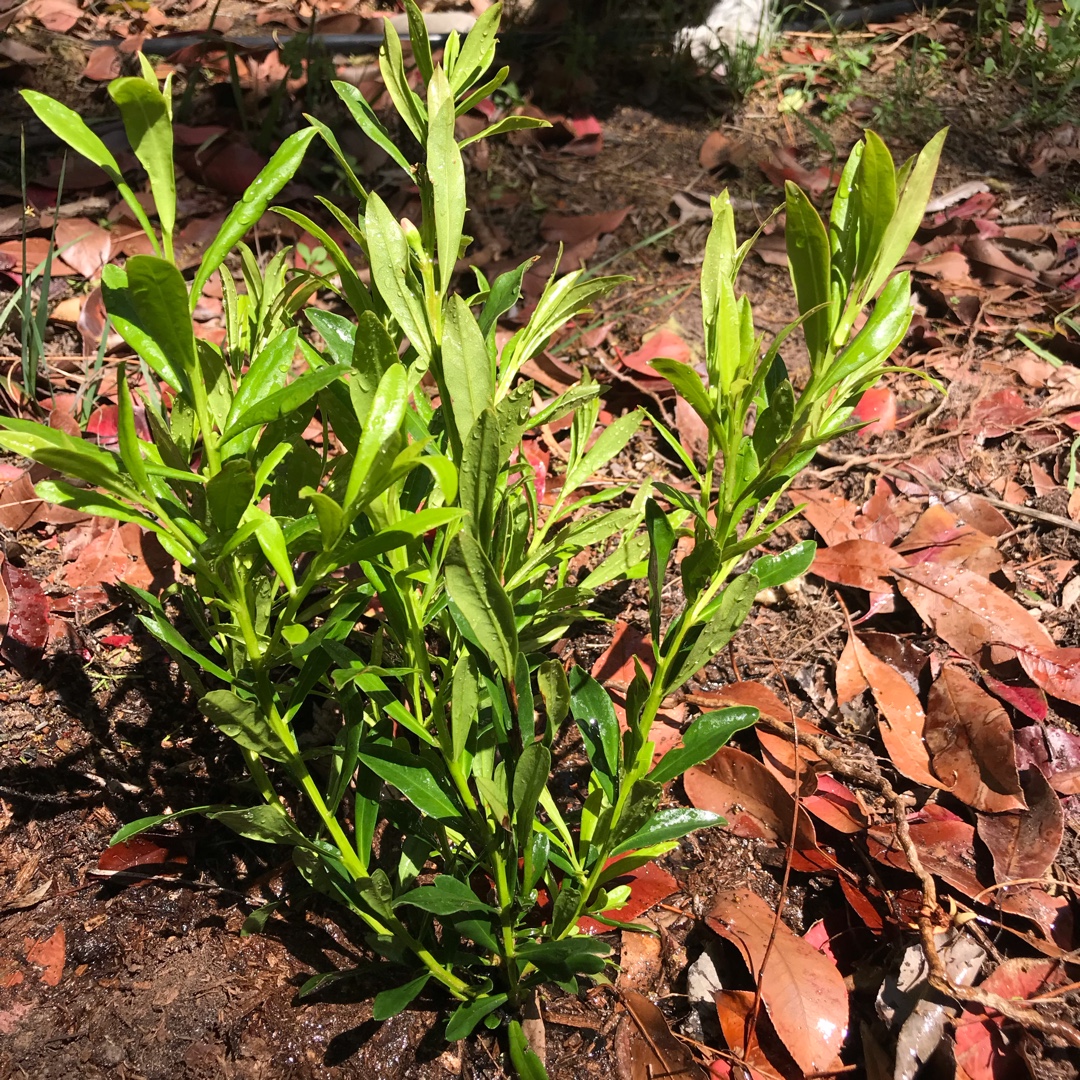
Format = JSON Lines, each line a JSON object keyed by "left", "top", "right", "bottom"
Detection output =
{"left": 715, "top": 989, "right": 802, "bottom": 1080}
{"left": 707, "top": 888, "right": 849, "bottom": 1075}
{"left": 25, "top": 0, "right": 81, "bottom": 32}
{"left": 1015, "top": 720, "right": 1080, "bottom": 798}
{"left": 591, "top": 621, "right": 654, "bottom": 691}
{"left": 924, "top": 667, "right": 1025, "bottom": 813}
{"left": 976, "top": 768, "right": 1063, "bottom": 887}
{"left": 943, "top": 492, "right": 1012, "bottom": 537}
{"left": 83, "top": 45, "right": 122, "bottom": 82}
{"left": 851, "top": 387, "right": 897, "bottom": 437}
{"left": 62, "top": 520, "right": 174, "bottom": 604}
{"left": 1047, "top": 766, "right": 1080, "bottom": 795}
{"left": 954, "top": 958, "right": 1072, "bottom": 1080}
{"left": 982, "top": 674, "right": 1047, "bottom": 721}
{"left": 896, "top": 564, "right": 1053, "bottom": 667}
{"left": 811, "top": 539, "right": 908, "bottom": 592}
{"left": 684, "top": 746, "right": 818, "bottom": 850}
{"left": 619, "top": 328, "right": 690, "bottom": 379}
{"left": 0, "top": 470, "right": 85, "bottom": 530}
{"left": 758, "top": 147, "right": 835, "bottom": 197}
{"left": 970, "top": 388, "right": 1041, "bottom": 438}
{"left": 675, "top": 396, "right": 710, "bottom": 465}
{"left": 1016, "top": 644, "right": 1080, "bottom": 707}
{"left": 24, "top": 926, "right": 64, "bottom": 987}
{"left": 897, "top": 504, "right": 1001, "bottom": 576}
{"left": 99, "top": 634, "right": 133, "bottom": 648}
{"left": 53, "top": 217, "right": 111, "bottom": 278}
{"left": 0, "top": 562, "right": 50, "bottom": 664}
{"left": 97, "top": 836, "right": 185, "bottom": 873}
{"left": 539, "top": 207, "right": 630, "bottom": 246}
{"left": 616, "top": 925, "right": 662, "bottom": 993}
{"left": 0, "top": 237, "right": 76, "bottom": 278}
{"left": 178, "top": 140, "right": 267, "bottom": 198}
{"left": 844, "top": 632, "right": 941, "bottom": 789}
{"left": 789, "top": 488, "right": 862, "bottom": 546}
{"left": 578, "top": 862, "right": 677, "bottom": 934}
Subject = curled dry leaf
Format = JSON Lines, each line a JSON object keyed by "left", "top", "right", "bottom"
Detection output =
{"left": 844, "top": 632, "right": 941, "bottom": 789}
{"left": 683, "top": 746, "right": 818, "bottom": 851}
{"left": 707, "top": 888, "right": 849, "bottom": 1075}
{"left": 811, "top": 539, "right": 908, "bottom": 592}
{"left": 976, "top": 767, "right": 1063, "bottom": 888}
{"left": 924, "top": 666, "right": 1025, "bottom": 813}
{"left": 616, "top": 989, "right": 708, "bottom": 1080}
{"left": 896, "top": 563, "right": 1053, "bottom": 666}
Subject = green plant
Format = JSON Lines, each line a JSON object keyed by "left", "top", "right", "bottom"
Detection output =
{"left": 5, "top": 5, "right": 944, "bottom": 1073}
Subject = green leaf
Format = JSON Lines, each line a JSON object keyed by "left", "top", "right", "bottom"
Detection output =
{"left": 458, "top": 115, "right": 548, "bottom": 148}
{"left": 442, "top": 295, "right": 494, "bottom": 446}
{"left": 275, "top": 208, "right": 372, "bottom": 317}
{"left": 611, "top": 807, "right": 725, "bottom": 856}
{"left": 115, "top": 371, "right": 155, "bottom": 497}
{"left": 125, "top": 256, "right": 199, "bottom": 398}
{"left": 222, "top": 366, "right": 342, "bottom": 443}
{"left": 785, "top": 183, "right": 833, "bottom": 369}
{"left": 101, "top": 265, "right": 181, "bottom": 392}
{"left": 0, "top": 419, "right": 124, "bottom": 493}
{"left": 365, "top": 192, "right": 432, "bottom": 362}
{"left": 850, "top": 130, "right": 896, "bottom": 290}
{"left": 444, "top": 532, "right": 519, "bottom": 681}
{"left": 108, "top": 77, "right": 176, "bottom": 246}
{"left": 200, "top": 690, "right": 291, "bottom": 761}
{"left": 649, "top": 706, "right": 759, "bottom": 785}
{"left": 253, "top": 510, "right": 297, "bottom": 594}
{"left": 537, "top": 659, "right": 569, "bottom": 732}
{"left": 332, "top": 80, "right": 415, "bottom": 177}
{"left": 508, "top": 1020, "right": 550, "bottom": 1080}
{"left": 191, "top": 127, "right": 319, "bottom": 305}
{"left": 206, "top": 459, "right": 255, "bottom": 533}
{"left": 395, "top": 875, "right": 494, "bottom": 915}
{"left": 357, "top": 745, "right": 460, "bottom": 820}
{"left": 445, "top": 994, "right": 508, "bottom": 1041}
{"left": 111, "top": 804, "right": 219, "bottom": 845}
{"left": 427, "top": 68, "right": 467, "bottom": 295}
{"left": 479, "top": 259, "right": 532, "bottom": 338}
{"left": 449, "top": 0, "right": 500, "bottom": 94}
{"left": 344, "top": 362, "right": 407, "bottom": 511}
{"left": 512, "top": 742, "right": 551, "bottom": 849}
{"left": 650, "top": 357, "right": 719, "bottom": 441}
{"left": 458, "top": 406, "right": 499, "bottom": 538}
{"left": 373, "top": 974, "right": 431, "bottom": 1021}
{"left": 568, "top": 668, "right": 620, "bottom": 801}
{"left": 206, "top": 802, "right": 310, "bottom": 846}
{"left": 668, "top": 571, "right": 759, "bottom": 690}
{"left": 378, "top": 20, "right": 427, "bottom": 146}
{"left": 645, "top": 498, "right": 675, "bottom": 644}
{"left": 21, "top": 89, "right": 159, "bottom": 253}
{"left": 749, "top": 540, "right": 816, "bottom": 589}
{"left": 515, "top": 937, "right": 609, "bottom": 979}
{"left": 565, "top": 408, "right": 644, "bottom": 491}
{"left": 135, "top": 607, "right": 233, "bottom": 683}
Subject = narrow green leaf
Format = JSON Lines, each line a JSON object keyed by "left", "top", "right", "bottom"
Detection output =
{"left": 373, "top": 974, "right": 431, "bottom": 1021}
{"left": 645, "top": 498, "right": 675, "bottom": 644}
{"left": 357, "top": 746, "right": 460, "bottom": 819}
{"left": 749, "top": 540, "right": 816, "bottom": 589}
{"left": 111, "top": 805, "right": 220, "bottom": 845}
{"left": 568, "top": 667, "right": 620, "bottom": 801}
{"left": 344, "top": 362, "right": 407, "bottom": 511}
{"left": 508, "top": 1020, "right": 550, "bottom": 1080}
{"left": 649, "top": 358, "right": 719, "bottom": 441}
{"left": 200, "top": 690, "right": 291, "bottom": 761}
{"left": 206, "top": 459, "right": 255, "bottom": 532}
{"left": 785, "top": 183, "right": 833, "bottom": 369}
{"left": 668, "top": 572, "right": 759, "bottom": 690}
{"left": 458, "top": 406, "right": 499, "bottom": 538}
{"left": 442, "top": 295, "right": 494, "bottom": 445}
{"left": 512, "top": 742, "right": 551, "bottom": 848}
{"left": 222, "top": 365, "right": 341, "bottom": 443}
{"left": 649, "top": 707, "right": 759, "bottom": 785}
{"left": 395, "top": 875, "right": 494, "bottom": 915}
{"left": 445, "top": 994, "right": 508, "bottom": 1041}
{"left": 332, "top": 80, "right": 415, "bottom": 176}
{"left": 611, "top": 807, "right": 725, "bottom": 856}
{"left": 206, "top": 803, "right": 310, "bottom": 846}
{"left": 191, "top": 127, "right": 319, "bottom": 305}
{"left": 125, "top": 255, "right": 198, "bottom": 397}
{"left": 444, "top": 532, "right": 519, "bottom": 680}
{"left": 426, "top": 68, "right": 466, "bottom": 295}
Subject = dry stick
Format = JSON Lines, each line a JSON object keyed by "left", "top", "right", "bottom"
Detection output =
{"left": 750, "top": 710, "right": 1080, "bottom": 1048}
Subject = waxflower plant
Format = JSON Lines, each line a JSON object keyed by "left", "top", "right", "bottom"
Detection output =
{"left": 4, "top": 6, "right": 944, "bottom": 1074}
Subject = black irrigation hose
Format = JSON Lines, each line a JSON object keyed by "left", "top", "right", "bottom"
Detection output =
{"left": 83, "top": 2, "right": 930, "bottom": 58}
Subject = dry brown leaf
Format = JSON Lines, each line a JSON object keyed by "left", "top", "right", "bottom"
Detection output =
{"left": 616, "top": 989, "right": 708, "bottom": 1080}
{"left": 707, "top": 888, "right": 849, "bottom": 1075}
{"left": 924, "top": 666, "right": 1025, "bottom": 813}
{"left": 789, "top": 488, "right": 863, "bottom": 546}
{"left": 811, "top": 539, "right": 908, "bottom": 591}
{"left": 53, "top": 217, "right": 112, "bottom": 279}
{"left": 1016, "top": 645, "right": 1080, "bottom": 706}
{"left": 896, "top": 564, "right": 1053, "bottom": 666}
{"left": 976, "top": 768, "right": 1063, "bottom": 888}
{"left": 846, "top": 633, "right": 941, "bottom": 789}
{"left": 715, "top": 989, "right": 803, "bottom": 1080}
{"left": 616, "top": 924, "right": 662, "bottom": 993}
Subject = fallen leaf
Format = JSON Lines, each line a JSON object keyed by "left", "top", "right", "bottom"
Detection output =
{"left": 684, "top": 746, "right": 818, "bottom": 850}
{"left": 616, "top": 990, "right": 709, "bottom": 1080}
{"left": 707, "top": 888, "right": 849, "bottom": 1075}
{"left": 851, "top": 387, "right": 897, "bottom": 437}
{"left": 620, "top": 327, "right": 691, "bottom": 379}
{"left": 845, "top": 633, "right": 941, "bottom": 789}
{"left": 578, "top": 862, "right": 677, "bottom": 934}
{"left": 25, "top": 0, "right": 81, "bottom": 32}
{"left": 953, "top": 958, "right": 1072, "bottom": 1080}
{"left": 0, "top": 562, "right": 50, "bottom": 664}
{"left": 811, "top": 539, "right": 908, "bottom": 592}
{"left": 715, "top": 989, "right": 803, "bottom": 1080}
{"left": 97, "top": 836, "right": 184, "bottom": 873}
{"left": 617, "top": 924, "right": 662, "bottom": 992}
{"left": 924, "top": 667, "right": 1025, "bottom": 812}
{"left": 789, "top": 488, "right": 863, "bottom": 546}
{"left": 1047, "top": 766, "right": 1080, "bottom": 795}
{"left": 539, "top": 208, "right": 630, "bottom": 246}
{"left": 24, "top": 926, "right": 64, "bottom": 986}
{"left": 1016, "top": 644, "right": 1080, "bottom": 707}
{"left": 976, "top": 768, "right": 1063, "bottom": 887}
{"left": 981, "top": 674, "right": 1047, "bottom": 721}
{"left": 591, "top": 621, "right": 654, "bottom": 691}
{"left": 897, "top": 504, "right": 1000, "bottom": 576}
{"left": 896, "top": 564, "right": 1053, "bottom": 667}
{"left": 0, "top": 38, "right": 49, "bottom": 64}
{"left": 53, "top": 217, "right": 111, "bottom": 278}
{"left": 83, "top": 45, "right": 122, "bottom": 82}
{"left": 970, "top": 388, "right": 1040, "bottom": 438}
